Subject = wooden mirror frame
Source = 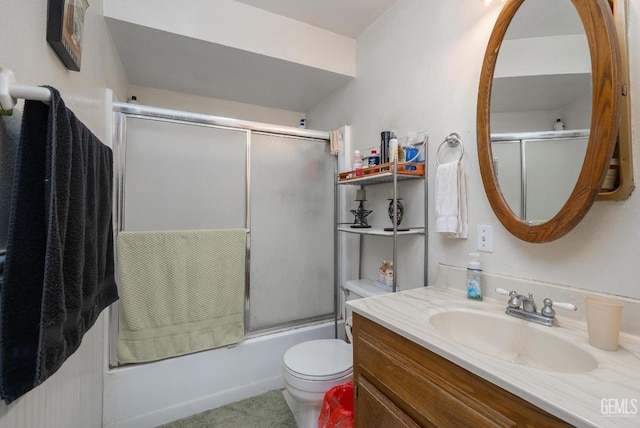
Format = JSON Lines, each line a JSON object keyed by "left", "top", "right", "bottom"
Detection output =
{"left": 598, "top": 0, "right": 634, "bottom": 201}
{"left": 477, "top": 0, "right": 621, "bottom": 243}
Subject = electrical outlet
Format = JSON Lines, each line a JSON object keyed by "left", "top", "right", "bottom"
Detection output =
{"left": 477, "top": 224, "right": 493, "bottom": 253}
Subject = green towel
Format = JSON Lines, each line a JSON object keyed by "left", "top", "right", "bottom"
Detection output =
{"left": 117, "top": 229, "right": 246, "bottom": 364}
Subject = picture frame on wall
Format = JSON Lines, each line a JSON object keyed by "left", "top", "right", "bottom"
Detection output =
{"left": 46, "top": 0, "right": 90, "bottom": 71}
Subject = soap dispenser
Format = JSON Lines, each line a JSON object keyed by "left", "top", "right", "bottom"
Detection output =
{"left": 467, "top": 253, "right": 483, "bottom": 301}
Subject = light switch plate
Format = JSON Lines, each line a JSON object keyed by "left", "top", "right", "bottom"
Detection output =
{"left": 477, "top": 224, "right": 493, "bottom": 252}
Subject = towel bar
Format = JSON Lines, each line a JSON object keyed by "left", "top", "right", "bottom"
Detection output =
{"left": 0, "top": 68, "right": 52, "bottom": 114}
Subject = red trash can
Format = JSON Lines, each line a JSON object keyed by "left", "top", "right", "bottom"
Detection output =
{"left": 318, "top": 381, "right": 354, "bottom": 428}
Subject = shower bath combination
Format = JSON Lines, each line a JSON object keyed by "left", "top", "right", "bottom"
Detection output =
{"left": 106, "top": 102, "right": 338, "bottom": 426}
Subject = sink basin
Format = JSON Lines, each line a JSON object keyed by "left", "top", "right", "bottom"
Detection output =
{"left": 429, "top": 309, "right": 598, "bottom": 373}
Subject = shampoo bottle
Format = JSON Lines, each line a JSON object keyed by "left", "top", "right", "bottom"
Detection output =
{"left": 467, "top": 253, "right": 483, "bottom": 301}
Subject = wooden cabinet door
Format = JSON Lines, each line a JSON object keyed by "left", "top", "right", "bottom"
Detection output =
{"left": 355, "top": 376, "right": 421, "bottom": 428}
{"left": 352, "top": 313, "right": 571, "bottom": 428}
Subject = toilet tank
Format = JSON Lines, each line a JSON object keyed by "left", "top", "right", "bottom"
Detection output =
{"left": 342, "top": 279, "right": 390, "bottom": 320}
{"left": 344, "top": 279, "right": 390, "bottom": 300}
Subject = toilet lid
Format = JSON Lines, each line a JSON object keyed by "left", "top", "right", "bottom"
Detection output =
{"left": 284, "top": 339, "right": 353, "bottom": 381}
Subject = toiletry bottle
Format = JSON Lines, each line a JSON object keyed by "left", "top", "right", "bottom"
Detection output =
{"left": 467, "top": 253, "right": 483, "bottom": 301}
{"left": 389, "top": 131, "right": 398, "bottom": 162}
{"left": 369, "top": 149, "right": 380, "bottom": 172}
{"left": 380, "top": 131, "right": 391, "bottom": 164}
{"left": 405, "top": 132, "right": 418, "bottom": 170}
{"left": 353, "top": 150, "right": 363, "bottom": 177}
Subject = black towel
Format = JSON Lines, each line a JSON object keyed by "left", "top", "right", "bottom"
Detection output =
{"left": 0, "top": 109, "right": 22, "bottom": 254}
{"left": 0, "top": 87, "right": 119, "bottom": 404}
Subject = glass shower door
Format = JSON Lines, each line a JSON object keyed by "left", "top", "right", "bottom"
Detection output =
{"left": 249, "top": 133, "right": 334, "bottom": 330}
{"left": 122, "top": 117, "right": 247, "bottom": 231}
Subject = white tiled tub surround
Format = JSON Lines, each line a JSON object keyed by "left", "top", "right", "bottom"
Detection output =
{"left": 347, "top": 264, "right": 640, "bottom": 427}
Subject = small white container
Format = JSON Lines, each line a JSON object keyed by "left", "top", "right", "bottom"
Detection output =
{"left": 378, "top": 269, "right": 386, "bottom": 283}
{"left": 385, "top": 269, "right": 394, "bottom": 286}
{"left": 601, "top": 158, "right": 619, "bottom": 191}
{"left": 553, "top": 118, "right": 565, "bottom": 131}
{"left": 353, "top": 150, "right": 363, "bottom": 177}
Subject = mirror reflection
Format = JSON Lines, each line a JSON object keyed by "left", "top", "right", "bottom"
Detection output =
{"left": 490, "top": 0, "right": 591, "bottom": 222}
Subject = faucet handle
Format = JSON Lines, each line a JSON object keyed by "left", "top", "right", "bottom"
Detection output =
{"left": 541, "top": 298, "right": 577, "bottom": 318}
{"left": 495, "top": 288, "right": 521, "bottom": 308}
{"left": 495, "top": 288, "right": 521, "bottom": 305}
{"left": 549, "top": 299, "right": 577, "bottom": 311}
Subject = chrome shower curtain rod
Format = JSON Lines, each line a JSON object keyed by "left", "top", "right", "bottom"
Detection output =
{"left": 491, "top": 129, "right": 590, "bottom": 142}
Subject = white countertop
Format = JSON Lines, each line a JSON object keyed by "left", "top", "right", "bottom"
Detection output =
{"left": 347, "top": 285, "right": 640, "bottom": 427}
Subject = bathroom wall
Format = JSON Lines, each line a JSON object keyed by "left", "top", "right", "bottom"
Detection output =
{"left": 126, "top": 85, "right": 305, "bottom": 127}
{"left": 308, "top": 0, "right": 640, "bottom": 300}
{"left": 1, "top": 0, "right": 638, "bottom": 426}
{"left": 0, "top": 1, "right": 127, "bottom": 427}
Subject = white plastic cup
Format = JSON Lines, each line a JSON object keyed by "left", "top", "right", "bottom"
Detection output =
{"left": 585, "top": 296, "right": 623, "bottom": 351}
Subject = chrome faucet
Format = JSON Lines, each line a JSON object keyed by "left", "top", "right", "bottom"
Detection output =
{"left": 508, "top": 292, "right": 537, "bottom": 313}
{"left": 497, "top": 288, "right": 576, "bottom": 327}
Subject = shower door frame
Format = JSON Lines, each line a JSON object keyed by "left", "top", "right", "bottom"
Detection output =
{"left": 110, "top": 103, "right": 335, "bottom": 366}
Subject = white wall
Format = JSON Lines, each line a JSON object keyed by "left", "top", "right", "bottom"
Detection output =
{"left": 127, "top": 85, "right": 305, "bottom": 127}
{"left": 0, "top": 1, "right": 127, "bottom": 137}
{"left": 2, "top": 0, "right": 638, "bottom": 425}
{"left": 308, "top": 0, "right": 640, "bottom": 300}
{"left": 0, "top": 1, "right": 127, "bottom": 427}
{"left": 104, "top": 0, "right": 356, "bottom": 77}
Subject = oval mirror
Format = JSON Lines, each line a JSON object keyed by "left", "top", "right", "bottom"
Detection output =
{"left": 477, "top": 0, "right": 621, "bottom": 243}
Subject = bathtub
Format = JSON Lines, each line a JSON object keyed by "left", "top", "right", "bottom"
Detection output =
{"left": 103, "top": 320, "right": 340, "bottom": 428}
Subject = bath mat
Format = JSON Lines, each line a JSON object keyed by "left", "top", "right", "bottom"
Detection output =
{"left": 157, "top": 390, "right": 297, "bottom": 428}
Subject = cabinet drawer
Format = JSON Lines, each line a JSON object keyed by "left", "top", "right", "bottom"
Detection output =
{"left": 356, "top": 376, "right": 421, "bottom": 428}
{"left": 353, "top": 314, "right": 571, "bottom": 427}
{"left": 356, "top": 322, "right": 513, "bottom": 427}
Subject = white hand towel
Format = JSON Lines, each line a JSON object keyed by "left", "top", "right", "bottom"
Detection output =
{"left": 435, "top": 160, "right": 468, "bottom": 238}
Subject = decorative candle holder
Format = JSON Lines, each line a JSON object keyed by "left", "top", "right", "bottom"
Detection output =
{"left": 384, "top": 198, "right": 409, "bottom": 231}
{"left": 350, "top": 189, "right": 372, "bottom": 228}
{"left": 350, "top": 200, "right": 372, "bottom": 228}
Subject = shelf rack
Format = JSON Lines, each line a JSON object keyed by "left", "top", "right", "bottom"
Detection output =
{"left": 337, "top": 158, "right": 427, "bottom": 293}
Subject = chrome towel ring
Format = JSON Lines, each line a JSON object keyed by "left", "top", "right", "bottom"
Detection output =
{"left": 436, "top": 133, "right": 464, "bottom": 165}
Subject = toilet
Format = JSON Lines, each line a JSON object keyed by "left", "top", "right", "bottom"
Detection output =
{"left": 282, "top": 279, "right": 390, "bottom": 427}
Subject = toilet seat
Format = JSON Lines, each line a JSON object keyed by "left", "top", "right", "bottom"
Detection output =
{"left": 283, "top": 339, "right": 352, "bottom": 381}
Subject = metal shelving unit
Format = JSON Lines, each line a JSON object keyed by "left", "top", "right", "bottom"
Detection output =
{"left": 336, "top": 158, "right": 428, "bottom": 294}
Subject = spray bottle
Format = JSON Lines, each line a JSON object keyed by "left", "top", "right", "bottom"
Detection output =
{"left": 389, "top": 131, "right": 398, "bottom": 162}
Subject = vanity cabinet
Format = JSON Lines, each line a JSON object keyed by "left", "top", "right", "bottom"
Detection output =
{"left": 352, "top": 313, "right": 572, "bottom": 427}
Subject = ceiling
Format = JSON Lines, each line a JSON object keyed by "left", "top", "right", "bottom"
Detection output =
{"left": 108, "top": 1, "right": 396, "bottom": 112}
{"left": 234, "top": 0, "right": 397, "bottom": 39}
